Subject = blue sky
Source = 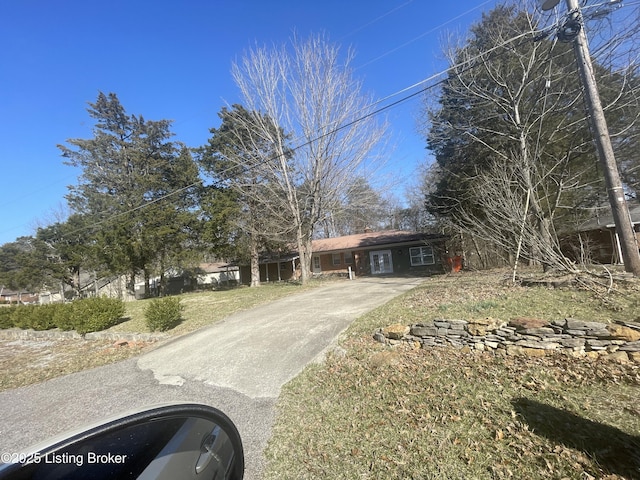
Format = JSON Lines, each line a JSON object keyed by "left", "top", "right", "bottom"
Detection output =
{"left": 0, "top": 0, "right": 500, "bottom": 245}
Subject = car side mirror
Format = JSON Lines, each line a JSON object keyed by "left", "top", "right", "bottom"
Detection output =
{"left": 0, "top": 403, "right": 244, "bottom": 480}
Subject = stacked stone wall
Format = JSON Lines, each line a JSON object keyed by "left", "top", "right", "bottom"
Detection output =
{"left": 374, "top": 317, "right": 640, "bottom": 363}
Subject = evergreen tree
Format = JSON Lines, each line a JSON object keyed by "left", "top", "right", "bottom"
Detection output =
{"left": 59, "top": 92, "right": 201, "bottom": 295}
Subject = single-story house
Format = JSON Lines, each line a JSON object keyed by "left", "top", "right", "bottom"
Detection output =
{"left": 562, "top": 203, "right": 640, "bottom": 265}
{"left": 240, "top": 230, "right": 448, "bottom": 283}
{"left": 310, "top": 230, "right": 448, "bottom": 277}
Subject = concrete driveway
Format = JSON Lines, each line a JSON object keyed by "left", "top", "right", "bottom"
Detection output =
{"left": 0, "top": 275, "right": 423, "bottom": 479}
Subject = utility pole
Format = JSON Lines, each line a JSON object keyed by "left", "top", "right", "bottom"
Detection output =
{"left": 544, "top": 0, "right": 640, "bottom": 275}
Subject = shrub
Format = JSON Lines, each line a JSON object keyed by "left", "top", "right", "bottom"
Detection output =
{"left": 145, "top": 297, "right": 183, "bottom": 332}
{"left": 24, "top": 303, "right": 60, "bottom": 330}
{"left": 69, "top": 297, "right": 126, "bottom": 334}
{"left": 10, "top": 305, "right": 39, "bottom": 329}
{"left": 0, "top": 306, "right": 16, "bottom": 329}
{"left": 52, "top": 303, "right": 75, "bottom": 330}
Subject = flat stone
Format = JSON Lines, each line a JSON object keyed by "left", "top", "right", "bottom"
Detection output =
{"left": 522, "top": 327, "right": 556, "bottom": 336}
{"left": 565, "top": 318, "right": 608, "bottom": 331}
{"left": 566, "top": 329, "right": 588, "bottom": 336}
{"left": 410, "top": 325, "right": 437, "bottom": 337}
{"left": 449, "top": 319, "right": 468, "bottom": 327}
{"left": 415, "top": 321, "right": 436, "bottom": 327}
{"left": 449, "top": 323, "right": 466, "bottom": 331}
{"left": 561, "top": 338, "right": 585, "bottom": 348}
{"left": 586, "top": 339, "right": 612, "bottom": 349}
{"left": 485, "top": 341, "right": 499, "bottom": 349}
{"left": 383, "top": 324, "right": 410, "bottom": 340}
{"left": 619, "top": 341, "right": 640, "bottom": 352}
{"left": 510, "top": 317, "right": 550, "bottom": 331}
{"left": 515, "top": 340, "right": 560, "bottom": 350}
{"left": 434, "top": 321, "right": 450, "bottom": 328}
{"left": 607, "top": 324, "right": 640, "bottom": 342}
{"left": 586, "top": 328, "right": 612, "bottom": 338}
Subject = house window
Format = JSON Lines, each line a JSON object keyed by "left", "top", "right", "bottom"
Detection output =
{"left": 344, "top": 251, "right": 353, "bottom": 264}
{"left": 332, "top": 253, "right": 342, "bottom": 266}
{"left": 410, "top": 246, "right": 435, "bottom": 266}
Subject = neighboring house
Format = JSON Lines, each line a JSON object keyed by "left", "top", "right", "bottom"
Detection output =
{"left": 240, "top": 230, "right": 448, "bottom": 284}
{"left": 132, "top": 263, "right": 241, "bottom": 298}
{"left": 79, "top": 274, "right": 135, "bottom": 302}
{"left": 0, "top": 287, "right": 39, "bottom": 304}
{"left": 196, "top": 262, "right": 240, "bottom": 287}
{"left": 562, "top": 203, "right": 640, "bottom": 265}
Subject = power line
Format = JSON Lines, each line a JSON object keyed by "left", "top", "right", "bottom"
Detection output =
{"left": 55, "top": 25, "right": 541, "bottom": 243}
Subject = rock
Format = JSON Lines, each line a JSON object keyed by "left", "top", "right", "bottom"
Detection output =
{"left": 509, "top": 317, "right": 549, "bottom": 331}
{"left": 607, "top": 351, "right": 630, "bottom": 364}
{"left": 410, "top": 324, "right": 437, "bottom": 337}
{"left": 560, "top": 338, "right": 585, "bottom": 349}
{"left": 468, "top": 317, "right": 504, "bottom": 336}
{"left": 382, "top": 324, "right": 410, "bottom": 340}
{"left": 373, "top": 331, "right": 386, "bottom": 343}
{"left": 620, "top": 341, "right": 640, "bottom": 352}
{"left": 506, "top": 345, "right": 524, "bottom": 356}
{"left": 515, "top": 340, "right": 560, "bottom": 350}
{"left": 449, "top": 320, "right": 468, "bottom": 330}
{"left": 524, "top": 327, "right": 557, "bottom": 337}
{"left": 607, "top": 324, "right": 640, "bottom": 342}
{"left": 628, "top": 351, "right": 640, "bottom": 363}
{"left": 586, "top": 339, "right": 611, "bottom": 351}
{"left": 114, "top": 340, "right": 129, "bottom": 347}
{"left": 485, "top": 341, "right": 499, "bottom": 349}
{"left": 523, "top": 348, "right": 547, "bottom": 358}
{"left": 565, "top": 318, "right": 609, "bottom": 332}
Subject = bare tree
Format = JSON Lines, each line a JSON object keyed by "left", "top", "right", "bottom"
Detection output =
{"left": 423, "top": 1, "right": 639, "bottom": 274}
{"left": 231, "top": 34, "right": 387, "bottom": 283}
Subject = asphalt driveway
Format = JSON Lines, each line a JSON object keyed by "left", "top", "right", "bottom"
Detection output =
{"left": 0, "top": 275, "right": 423, "bottom": 479}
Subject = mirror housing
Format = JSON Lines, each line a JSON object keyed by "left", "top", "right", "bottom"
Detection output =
{"left": 0, "top": 403, "right": 244, "bottom": 480}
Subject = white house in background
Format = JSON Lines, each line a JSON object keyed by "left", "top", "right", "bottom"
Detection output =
{"left": 132, "top": 262, "right": 241, "bottom": 298}
{"left": 196, "top": 262, "right": 240, "bottom": 287}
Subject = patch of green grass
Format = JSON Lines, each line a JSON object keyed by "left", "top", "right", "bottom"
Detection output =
{"left": 264, "top": 271, "right": 640, "bottom": 479}
{"left": 109, "top": 280, "right": 331, "bottom": 335}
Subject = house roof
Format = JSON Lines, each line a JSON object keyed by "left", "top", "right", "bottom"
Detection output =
{"left": 578, "top": 202, "right": 640, "bottom": 231}
{"left": 199, "top": 262, "right": 239, "bottom": 273}
{"left": 311, "top": 230, "right": 446, "bottom": 253}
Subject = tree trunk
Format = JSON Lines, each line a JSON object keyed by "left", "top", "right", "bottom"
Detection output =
{"left": 250, "top": 236, "right": 261, "bottom": 287}
{"left": 297, "top": 227, "right": 313, "bottom": 284}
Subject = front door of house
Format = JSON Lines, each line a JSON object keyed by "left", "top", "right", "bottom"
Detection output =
{"left": 370, "top": 250, "right": 393, "bottom": 274}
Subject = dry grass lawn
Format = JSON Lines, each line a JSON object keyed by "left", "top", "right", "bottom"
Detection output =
{"left": 0, "top": 280, "right": 327, "bottom": 392}
{"left": 265, "top": 269, "right": 640, "bottom": 480}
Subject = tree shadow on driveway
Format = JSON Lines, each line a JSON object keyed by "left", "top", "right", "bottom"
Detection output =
{"left": 512, "top": 397, "right": 640, "bottom": 479}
